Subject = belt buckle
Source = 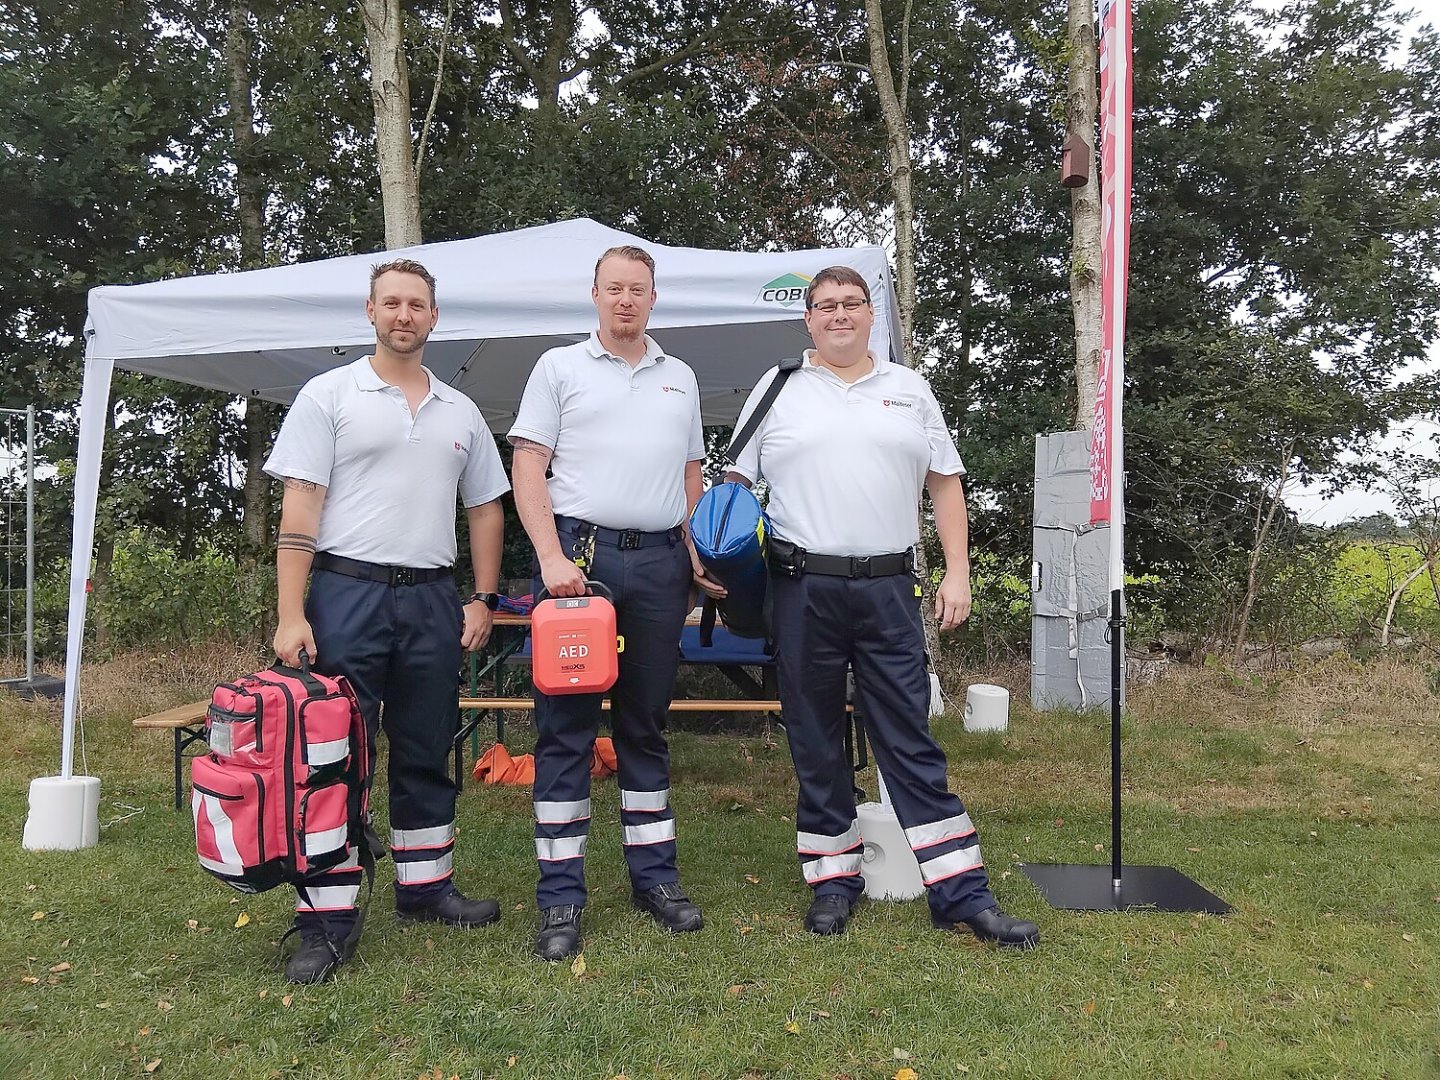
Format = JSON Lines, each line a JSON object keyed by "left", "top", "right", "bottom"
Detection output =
{"left": 850, "top": 555, "right": 871, "bottom": 579}
{"left": 391, "top": 566, "right": 415, "bottom": 587}
{"left": 619, "top": 530, "right": 643, "bottom": 550}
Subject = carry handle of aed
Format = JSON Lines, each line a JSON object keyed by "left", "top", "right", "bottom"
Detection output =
{"left": 534, "top": 581, "right": 623, "bottom": 654}
{"left": 534, "top": 580, "right": 615, "bottom": 606}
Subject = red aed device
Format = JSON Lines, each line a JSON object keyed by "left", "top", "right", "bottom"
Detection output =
{"left": 530, "top": 582, "right": 623, "bottom": 695}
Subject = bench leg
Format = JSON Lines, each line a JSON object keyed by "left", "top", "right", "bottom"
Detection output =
{"left": 174, "top": 728, "right": 183, "bottom": 810}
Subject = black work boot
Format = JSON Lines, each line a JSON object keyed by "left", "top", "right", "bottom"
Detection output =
{"left": 632, "top": 882, "right": 704, "bottom": 933}
{"left": 534, "top": 904, "right": 583, "bottom": 961}
{"left": 396, "top": 884, "right": 501, "bottom": 929}
{"left": 283, "top": 919, "right": 359, "bottom": 985}
{"left": 804, "top": 893, "right": 853, "bottom": 936}
{"left": 935, "top": 906, "right": 1041, "bottom": 949}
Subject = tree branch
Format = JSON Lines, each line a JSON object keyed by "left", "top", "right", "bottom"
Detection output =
{"left": 414, "top": 0, "right": 454, "bottom": 171}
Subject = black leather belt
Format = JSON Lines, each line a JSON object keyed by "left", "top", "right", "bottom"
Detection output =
{"left": 555, "top": 515, "right": 684, "bottom": 550}
{"left": 312, "top": 552, "right": 453, "bottom": 587}
{"left": 770, "top": 538, "right": 914, "bottom": 578}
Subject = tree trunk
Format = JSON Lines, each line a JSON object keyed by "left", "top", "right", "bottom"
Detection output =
{"left": 228, "top": 0, "right": 275, "bottom": 565}
{"left": 1231, "top": 439, "right": 1295, "bottom": 664}
{"left": 863, "top": 0, "right": 942, "bottom": 668}
{"left": 1068, "top": 0, "right": 1102, "bottom": 428}
{"left": 863, "top": 0, "right": 917, "bottom": 359}
{"left": 1381, "top": 558, "right": 1433, "bottom": 647}
{"left": 361, "top": 0, "right": 422, "bottom": 248}
{"left": 91, "top": 533, "right": 114, "bottom": 652}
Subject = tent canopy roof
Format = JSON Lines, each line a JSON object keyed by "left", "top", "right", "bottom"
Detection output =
{"left": 84, "top": 218, "right": 899, "bottom": 430}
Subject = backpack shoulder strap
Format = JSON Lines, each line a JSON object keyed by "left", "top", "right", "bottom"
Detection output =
{"left": 724, "top": 356, "right": 803, "bottom": 466}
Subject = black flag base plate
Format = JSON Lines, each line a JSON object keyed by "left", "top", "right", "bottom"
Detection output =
{"left": 1019, "top": 863, "right": 1231, "bottom": 914}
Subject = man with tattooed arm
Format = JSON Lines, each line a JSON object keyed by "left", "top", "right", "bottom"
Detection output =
{"left": 263, "top": 259, "right": 510, "bottom": 984}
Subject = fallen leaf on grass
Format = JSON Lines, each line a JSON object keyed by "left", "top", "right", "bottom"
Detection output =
{"left": 96, "top": 1002, "right": 110, "bottom": 1009}
{"left": 144, "top": 1060, "right": 161, "bottom": 1073}
{"left": 744, "top": 875, "right": 761, "bottom": 884}
{"left": 739, "top": 926, "right": 753, "bottom": 935}
{"left": 1082, "top": 1001, "right": 1096, "bottom": 1016}
{"left": 815, "top": 1010, "right": 831, "bottom": 1018}
{"left": 281, "top": 994, "right": 293, "bottom": 1008}
{"left": 138, "top": 1027, "right": 151, "bottom": 1037}
{"left": 30, "top": 911, "right": 45, "bottom": 921}
{"left": 894, "top": 1069, "right": 918, "bottom": 1080}
{"left": 1215, "top": 1040, "right": 1227, "bottom": 1052}
{"left": 156, "top": 1000, "right": 173, "bottom": 1012}
{"left": 49, "top": 962, "right": 70, "bottom": 974}
{"left": 234, "top": 913, "right": 251, "bottom": 928}
{"left": 726, "top": 984, "right": 746, "bottom": 997}
{"left": 186, "top": 920, "right": 198, "bottom": 931}
{"left": 571, "top": 955, "right": 587, "bottom": 977}
{"left": 1402, "top": 933, "right": 1416, "bottom": 942}
{"left": 20, "top": 976, "right": 39, "bottom": 985}
{"left": 893, "top": 1048, "right": 912, "bottom": 1060}
{"left": 1186, "top": 847, "right": 1201, "bottom": 853}
{"left": 506, "top": 1056, "right": 517, "bottom": 1068}
{"left": 1362, "top": 979, "right": 1375, "bottom": 989}
{"left": 258, "top": 989, "right": 268, "bottom": 999}
{"left": 784, "top": 1021, "right": 800, "bottom": 1034}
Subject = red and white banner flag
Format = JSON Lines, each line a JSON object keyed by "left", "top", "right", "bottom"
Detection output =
{"left": 1089, "top": 0, "right": 1133, "bottom": 527}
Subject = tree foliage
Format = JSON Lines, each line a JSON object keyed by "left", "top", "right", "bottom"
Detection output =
{"left": 3, "top": 0, "right": 1438, "bottom": 653}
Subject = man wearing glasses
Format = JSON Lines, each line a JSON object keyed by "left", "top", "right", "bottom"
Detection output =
{"left": 726, "top": 265, "right": 1041, "bottom": 949}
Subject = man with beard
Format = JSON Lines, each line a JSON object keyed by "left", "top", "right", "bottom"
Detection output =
{"left": 509, "top": 245, "right": 723, "bottom": 961}
{"left": 265, "top": 259, "right": 511, "bottom": 984}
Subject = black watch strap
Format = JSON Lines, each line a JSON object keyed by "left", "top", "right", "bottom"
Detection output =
{"left": 468, "top": 591, "right": 501, "bottom": 611}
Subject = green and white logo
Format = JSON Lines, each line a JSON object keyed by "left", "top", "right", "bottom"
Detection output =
{"left": 757, "top": 272, "right": 812, "bottom": 308}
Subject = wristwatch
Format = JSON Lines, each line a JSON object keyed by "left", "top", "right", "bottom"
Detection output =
{"left": 467, "top": 591, "right": 501, "bottom": 611}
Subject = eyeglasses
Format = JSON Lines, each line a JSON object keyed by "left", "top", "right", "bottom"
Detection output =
{"left": 809, "top": 298, "right": 870, "bottom": 314}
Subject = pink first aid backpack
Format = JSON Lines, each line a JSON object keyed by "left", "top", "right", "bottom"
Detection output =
{"left": 191, "top": 654, "right": 373, "bottom": 894}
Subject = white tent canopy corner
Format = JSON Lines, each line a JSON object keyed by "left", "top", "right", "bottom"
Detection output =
{"left": 35, "top": 218, "right": 899, "bottom": 848}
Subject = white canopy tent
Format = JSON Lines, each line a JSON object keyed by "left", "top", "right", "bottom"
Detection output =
{"left": 30, "top": 218, "right": 899, "bottom": 846}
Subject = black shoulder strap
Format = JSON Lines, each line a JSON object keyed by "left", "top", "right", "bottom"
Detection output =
{"left": 724, "top": 356, "right": 803, "bottom": 466}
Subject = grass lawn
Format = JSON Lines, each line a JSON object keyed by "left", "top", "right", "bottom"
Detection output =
{"left": 2, "top": 649, "right": 1438, "bottom": 1079}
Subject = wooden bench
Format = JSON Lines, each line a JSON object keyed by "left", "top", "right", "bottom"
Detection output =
{"left": 133, "top": 694, "right": 806, "bottom": 808}
{"left": 133, "top": 702, "right": 210, "bottom": 810}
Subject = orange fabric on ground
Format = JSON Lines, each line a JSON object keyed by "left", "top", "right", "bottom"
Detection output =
{"left": 472, "top": 737, "right": 617, "bottom": 786}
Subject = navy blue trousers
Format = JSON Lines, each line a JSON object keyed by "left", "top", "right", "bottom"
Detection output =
{"left": 295, "top": 569, "right": 465, "bottom": 923}
{"left": 531, "top": 520, "right": 691, "bottom": 909}
{"left": 771, "top": 570, "right": 995, "bottom": 923}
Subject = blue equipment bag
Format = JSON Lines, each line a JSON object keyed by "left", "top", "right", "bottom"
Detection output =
{"left": 690, "top": 482, "right": 770, "bottom": 639}
{"left": 690, "top": 357, "right": 803, "bottom": 644}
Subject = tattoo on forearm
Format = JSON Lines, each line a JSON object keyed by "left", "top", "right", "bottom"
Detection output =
{"left": 283, "top": 477, "right": 317, "bottom": 492}
{"left": 511, "top": 438, "right": 549, "bottom": 460}
{"left": 277, "top": 533, "right": 317, "bottom": 554}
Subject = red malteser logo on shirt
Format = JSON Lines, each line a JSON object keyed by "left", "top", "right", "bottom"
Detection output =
{"left": 883, "top": 398, "right": 913, "bottom": 409}
{"left": 661, "top": 386, "right": 686, "bottom": 395}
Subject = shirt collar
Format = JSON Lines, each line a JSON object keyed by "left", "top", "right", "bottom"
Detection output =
{"left": 585, "top": 331, "right": 668, "bottom": 366}
{"left": 350, "top": 355, "right": 457, "bottom": 401}
{"left": 802, "top": 349, "right": 888, "bottom": 382}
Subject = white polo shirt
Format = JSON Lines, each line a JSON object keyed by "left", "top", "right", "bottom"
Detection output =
{"left": 729, "top": 352, "right": 964, "bottom": 557}
{"left": 508, "top": 332, "right": 704, "bottom": 532}
{"left": 264, "top": 356, "right": 510, "bottom": 568}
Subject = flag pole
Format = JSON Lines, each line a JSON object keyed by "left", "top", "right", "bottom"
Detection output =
{"left": 1021, "top": 0, "right": 1227, "bottom": 914}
